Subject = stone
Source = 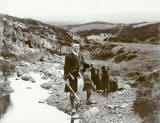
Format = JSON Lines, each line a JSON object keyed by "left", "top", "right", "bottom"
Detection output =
{"left": 0, "top": 80, "right": 14, "bottom": 95}
{"left": 15, "top": 77, "right": 20, "bottom": 80}
{"left": 40, "top": 82, "right": 52, "bottom": 90}
{"left": 121, "top": 103, "right": 128, "bottom": 108}
{"left": 21, "top": 74, "right": 32, "bottom": 81}
{"left": 17, "top": 71, "right": 24, "bottom": 77}
{"left": 30, "top": 78, "right": 36, "bottom": 83}
{"left": 41, "top": 74, "right": 50, "bottom": 80}
{"left": 108, "top": 105, "right": 116, "bottom": 110}
{"left": 111, "top": 46, "right": 124, "bottom": 54}
{"left": 71, "top": 114, "right": 80, "bottom": 119}
{"left": 39, "top": 99, "right": 46, "bottom": 104}
{"left": 84, "top": 107, "right": 100, "bottom": 117}
{"left": 4, "top": 85, "right": 14, "bottom": 93}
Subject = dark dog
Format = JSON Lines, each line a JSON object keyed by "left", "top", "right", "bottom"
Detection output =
{"left": 100, "top": 65, "right": 110, "bottom": 96}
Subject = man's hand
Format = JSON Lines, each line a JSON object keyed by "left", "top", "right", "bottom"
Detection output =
{"left": 69, "top": 73, "right": 74, "bottom": 80}
{"left": 78, "top": 72, "right": 83, "bottom": 78}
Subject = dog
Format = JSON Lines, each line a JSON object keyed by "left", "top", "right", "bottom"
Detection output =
{"left": 100, "top": 65, "right": 110, "bottom": 96}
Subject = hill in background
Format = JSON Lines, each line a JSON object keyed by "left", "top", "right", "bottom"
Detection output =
{"left": 60, "top": 21, "right": 160, "bottom": 44}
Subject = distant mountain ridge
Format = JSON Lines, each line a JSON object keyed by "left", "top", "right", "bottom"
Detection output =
{"left": 60, "top": 21, "right": 160, "bottom": 44}
{"left": 60, "top": 21, "right": 125, "bottom": 32}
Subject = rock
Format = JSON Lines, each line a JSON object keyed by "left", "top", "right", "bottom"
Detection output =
{"left": 3, "top": 85, "right": 14, "bottom": 93}
{"left": 18, "top": 61, "right": 30, "bottom": 67}
{"left": 40, "top": 82, "right": 52, "bottom": 90}
{"left": 127, "top": 81, "right": 137, "bottom": 88}
{"left": 126, "top": 54, "right": 137, "bottom": 61}
{"left": 39, "top": 56, "right": 47, "bottom": 61}
{"left": 44, "top": 70, "right": 52, "bottom": 76}
{"left": 41, "top": 69, "right": 53, "bottom": 80}
{"left": 116, "top": 47, "right": 125, "bottom": 54}
{"left": 41, "top": 74, "right": 50, "bottom": 80}
{"left": 17, "top": 71, "right": 24, "bottom": 77}
{"left": 0, "top": 80, "right": 10, "bottom": 89}
{"left": 111, "top": 45, "right": 124, "bottom": 54}
{"left": 0, "top": 80, "right": 14, "bottom": 95}
{"left": 71, "top": 114, "right": 80, "bottom": 119}
{"left": 21, "top": 74, "right": 32, "bottom": 81}
{"left": 108, "top": 105, "right": 116, "bottom": 110}
{"left": 15, "top": 77, "right": 20, "bottom": 80}
{"left": 113, "top": 53, "right": 128, "bottom": 63}
{"left": 30, "top": 78, "right": 36, "bottom": 83}
{"left": 121, "top": 103, "right": 128, "bottom": 108}
{"left": 84, "top": 107, "right": 100, "bottom": 117}
{"left": 39, "top": 99, "right": 46, "bottom": 104}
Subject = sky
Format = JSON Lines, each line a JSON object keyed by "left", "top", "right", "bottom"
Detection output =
{"left": 0, "top": 0, "right": 160, "bottom": 24}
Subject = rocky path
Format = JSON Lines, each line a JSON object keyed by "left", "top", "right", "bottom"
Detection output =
{"left": 45, "top": 63, "right": 142, "bottom": 123}
{"left": 4, "top": 55, "right": 143, "bottom": 123}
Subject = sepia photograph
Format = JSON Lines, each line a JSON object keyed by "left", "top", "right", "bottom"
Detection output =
{"left": 0, "top": 0, "right": 160, "bottom": 123}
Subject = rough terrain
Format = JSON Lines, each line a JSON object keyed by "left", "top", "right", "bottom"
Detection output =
{"left": 0, "top": 14, "right": 159, "bottom": 123}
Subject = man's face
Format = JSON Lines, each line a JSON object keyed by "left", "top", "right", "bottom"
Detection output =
{"left": 72, "top": 43, "right": 80, "bottom": 53}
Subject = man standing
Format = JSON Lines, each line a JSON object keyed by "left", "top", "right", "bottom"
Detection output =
{"left": 64, "top": 42, "right": 96, "bottom": 114}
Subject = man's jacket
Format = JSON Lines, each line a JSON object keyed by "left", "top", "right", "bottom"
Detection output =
{"left": 64, "top": 52, "right": 85, "bottom": 80}
{"left": 64, "top": 52, "right": 89, "bottom": 92}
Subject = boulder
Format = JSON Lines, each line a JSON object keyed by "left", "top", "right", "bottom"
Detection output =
{"left": 40, "top": 82, "right": 52, "bottom": 90}
{"left": 21, "top": 74, "right": 32, "bottom": 81}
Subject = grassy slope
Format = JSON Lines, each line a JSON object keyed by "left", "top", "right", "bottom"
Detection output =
{"left": 82, "top": 42, "right": 160, "bottom": 122}
{"left": 84, "top": 42, "right": 160, "bottom": 79}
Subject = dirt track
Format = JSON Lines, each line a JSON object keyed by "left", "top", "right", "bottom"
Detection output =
{"left": 46, "top": 65, "right": 142, "bottom": 123}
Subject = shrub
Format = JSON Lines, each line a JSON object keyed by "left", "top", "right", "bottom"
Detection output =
{"left": 0, "top": 60, "right": 16, "bottom": 80}
{"left": 133, "top": 70, "right": 160, "bottom": 121}
{"left": 91, "top": 50, "right": 114, "bottom": 60}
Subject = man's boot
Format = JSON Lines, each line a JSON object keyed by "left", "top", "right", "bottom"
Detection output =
{"left": 86, "top": 90, "right": 97, "bottom": 105}
{"left": 70, "top": 93, "right": 76, "bottom": 114}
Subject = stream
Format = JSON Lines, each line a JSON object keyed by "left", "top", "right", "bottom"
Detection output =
{"left": 0, "top": 72, "right": 79, "bottom": 123}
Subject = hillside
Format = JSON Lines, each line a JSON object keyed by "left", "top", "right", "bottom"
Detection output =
{"left": 0, "top": 14, "right": 73, "bottom": 56}
{"left": 60, "top": 21, "right": 160, "bottom": 44}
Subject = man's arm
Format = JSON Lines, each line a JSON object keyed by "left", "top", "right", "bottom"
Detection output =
{"left": 64, "top": 55, "right": 70, "bottom": 80}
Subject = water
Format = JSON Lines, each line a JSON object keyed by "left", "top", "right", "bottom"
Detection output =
{"left": 0, "top": 72, "right": 79, "bottom": 123}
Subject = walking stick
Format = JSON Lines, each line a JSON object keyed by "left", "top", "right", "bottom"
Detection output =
{"left": 58, "top": 71, "right": 80, "bottom": 103}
